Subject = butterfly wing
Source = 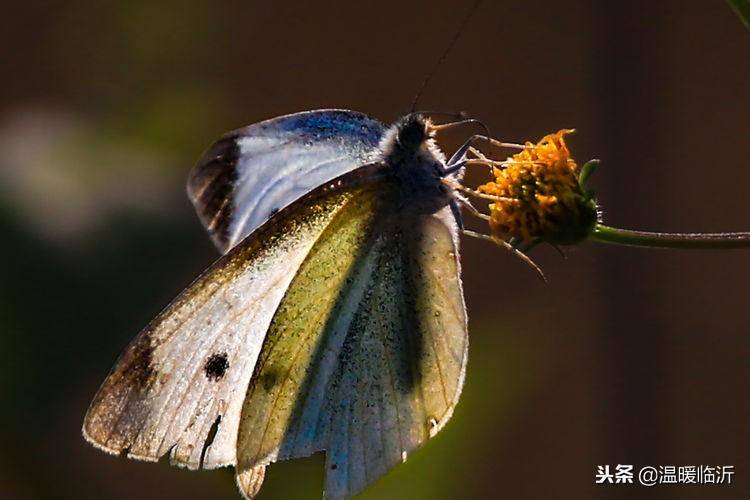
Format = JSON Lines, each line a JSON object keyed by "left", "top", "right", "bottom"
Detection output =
{"left": 187, "top": 109, "right": 385, "bottom": 253}
{"left": 235, "top": 180, "right": 468, "bottom": 498}
{"left": 82, "top": 164, "right": 387, "bottom": 475}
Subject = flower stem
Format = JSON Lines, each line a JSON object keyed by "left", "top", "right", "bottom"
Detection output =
{"left": 590, "top": 224, "right": 750, "bottom": 249}
{"left": 728, "top": 0, "right": 750, "bottom": 30}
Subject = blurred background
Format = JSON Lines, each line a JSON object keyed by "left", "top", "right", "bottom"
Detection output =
{"left": 1, "top": 1, "right": 748, "bottom": 499}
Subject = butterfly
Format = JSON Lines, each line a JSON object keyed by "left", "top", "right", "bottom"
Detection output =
{"left": 82, "top": 109, "right": 485, "bottom": 499}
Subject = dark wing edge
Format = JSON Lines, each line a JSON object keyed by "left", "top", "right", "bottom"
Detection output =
{"left": 187, "top": 109, "right": 386, "bottom": 253}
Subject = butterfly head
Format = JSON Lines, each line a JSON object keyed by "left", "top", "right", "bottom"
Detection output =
{"left": 395, "top": 113, "right": 434, "bottom": 150}
{"left": 380, "top": 113, "right": 445, "bottom": 169}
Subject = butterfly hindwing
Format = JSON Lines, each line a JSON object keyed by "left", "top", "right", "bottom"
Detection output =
{"left": 82, "top": 166, "right": 387, "bottom": 474}
{"left": 235, "top": 178, "right": 468, "bottom": 498}
{"left": 188, "top": 109, "right": 386, "bottom": 253}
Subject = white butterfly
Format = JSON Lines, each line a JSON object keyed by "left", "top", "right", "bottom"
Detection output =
{"left": 83, "top": 109, "right": 474, "bottom": 499}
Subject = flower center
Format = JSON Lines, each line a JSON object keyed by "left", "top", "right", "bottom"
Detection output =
{"left": 476, "top": 129, "right": 598, "bottom": 245}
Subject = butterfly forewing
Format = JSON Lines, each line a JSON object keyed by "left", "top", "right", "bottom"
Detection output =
{"left": 235, "top": 179, "right": 468, "bottom": 498}
{"left": 188, "top": 110, "right": 385, "bottom": 253}
{"left": 82, "top": 168, "right": 386, "bottom": 471}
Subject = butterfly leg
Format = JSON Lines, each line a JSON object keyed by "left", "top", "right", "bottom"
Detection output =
{"left": 550, "top": 243, "right": 567, "bottom": 259}
{"left": 450, "top": 198, "right": 466, "bottom": 230}
{"left": 442, "top": 134, "right": 487, "bottom": 175}
{"left": 453, "top": 193, "right": 490, "bottom": 222}
{"left": 462, "top": 229, "right": 547, "bottom": 282}
{"left": 441, "top": 177, "right": 517, "bottom": 204}
{"left": 442, "top": 135, "right": 527, "bottom": 176}
{"left": 513, "top": 237, "right": 566, "bottom": 259}
{"left": 511, "top": 235, "right": 569, "bottom": 260}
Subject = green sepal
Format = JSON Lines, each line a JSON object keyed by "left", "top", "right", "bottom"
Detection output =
{"left": 578, "top": 159, "right": 600, "bottom": 190}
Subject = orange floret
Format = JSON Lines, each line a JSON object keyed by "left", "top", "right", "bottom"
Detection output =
{"left": 477, "top": 129, "right": 597, "bottom": 245}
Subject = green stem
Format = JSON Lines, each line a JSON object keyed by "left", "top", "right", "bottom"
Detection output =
{"left": 590, "top": 224, "right": 750, "bottom": 249}
{"left": 728, "top": 0, "right": 750, "bottom": 30}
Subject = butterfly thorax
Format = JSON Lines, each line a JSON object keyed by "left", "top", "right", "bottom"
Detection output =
{"left": 380, "top": 113, "right": 452, "bottom": 214}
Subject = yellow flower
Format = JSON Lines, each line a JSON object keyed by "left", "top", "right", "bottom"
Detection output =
{"left": 477, "top": 129, "right": 597, "bottom": 245}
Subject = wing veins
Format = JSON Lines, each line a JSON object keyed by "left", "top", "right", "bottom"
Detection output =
{"left": 103, "top": 384, "right": 135, "bottom": 450}
{"left": 133, "top": 242, "right": 294, "bottom": 461}
{"left": 285, "top": 238, "right": 384, "bottom": 457}
{"left": 423, "top": 265, "right": 464, "bottom": 365}
{"left": 251, "top": 283, "right": 344, "bottom": 464}
{"left": 425, "top": 264, "right": 464, "bottom": 327}
{"left": 425, "top": 325, "right": 451, "bottom": 411}
{"left": 207, "top": 196, "right": 231, "bottom": 231}
{"left": 372, "top": 297, "right": 406, "bottom": 459}
{"left": 230, "top": 154, "right": 353, "bottom": 247}
{"left": 239, "top": 194, "right": 360, "bottom": 391}
{"left": 342, "top": 306, "right": 372, "bottom": 496}
{"left": 153, "top": 272, "right": 283, "bottom": 461}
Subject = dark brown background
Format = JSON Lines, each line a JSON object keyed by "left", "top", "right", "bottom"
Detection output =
{"left": 1, "top": 1, "right": 748, "bottom": 499}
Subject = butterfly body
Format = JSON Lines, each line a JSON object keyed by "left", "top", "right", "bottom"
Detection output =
{"left": 84, "top": 110, "right": 469, "bottom": 499}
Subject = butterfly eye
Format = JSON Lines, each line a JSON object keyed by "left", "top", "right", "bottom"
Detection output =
{"left": 397, "top": 117, "right": 427, "bottom": 148}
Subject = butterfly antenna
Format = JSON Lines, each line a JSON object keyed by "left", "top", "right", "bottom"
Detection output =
{"left": 410, "top": 0, "right": 484, "bottom": 112}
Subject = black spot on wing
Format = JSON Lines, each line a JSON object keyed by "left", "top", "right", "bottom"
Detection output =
{"left": 259, "top": 369, "right": 279, "bottom": 392}
{"left": 204, "top": 352, "right": 229, "bottom": 381}
{"left": 188, "top": 136, "right": 240, "bottom": 249}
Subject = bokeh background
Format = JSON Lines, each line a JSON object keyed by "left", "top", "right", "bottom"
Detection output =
{"left": 1, "top": 1, "right": 748, "bottom": 499}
